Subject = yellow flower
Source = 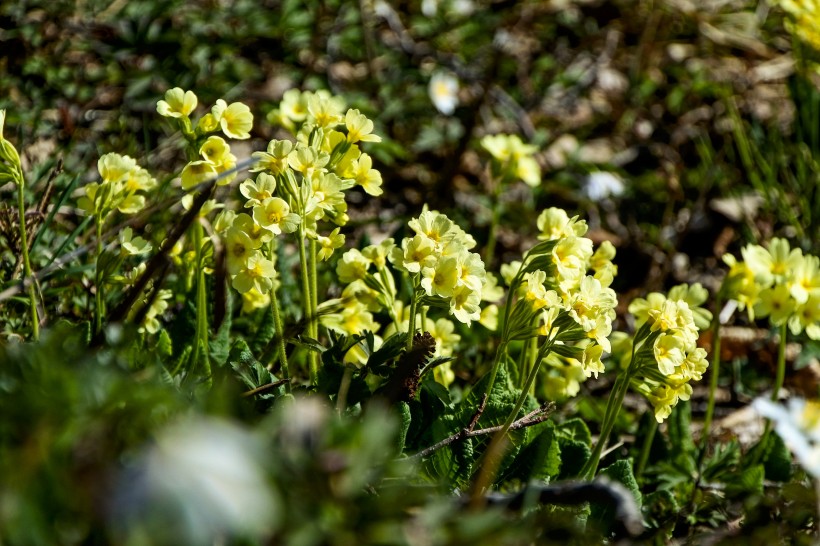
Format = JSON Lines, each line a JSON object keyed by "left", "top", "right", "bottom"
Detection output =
{"left": 180, "top": 160, "right": 218, "bottom": 190}
{"left": 421, "top": 256, "right": 460, "bottom": 298}
{"left": 756, "top": 284, "right": 796, "bottom": 326}
{"left": 790, "top": 254, "right": 820, "bottom": 305}
{"left": 241, "top": 287, "right": 271, "bottom": 314}
{"left": 395, "top": 234, "right": 436, "bottom": 273}
{"left": 252, "top": 197, "right": 300, "bottom": 235}
{"left": 233, "top": 213, "right": 271, "bottom": 248}
{"left": 251, "top": 139, "right": 293, "bottom": 176}
{"left": 232, "top": 253, "right": 276, "bottom": 294}
{"left": 350, "top": 153, "right": 383, "bottom": 196}
{"left": 790, "top": 293, "right": 820, "bottom": 340}
{"left": 536, "top": 208, "right": 588, "bottom": 241}
{"left": 654, "top": 333, "right": 686, "bottom": 376}
{"left": 239, "top": 173, "right": 277, "bottom": 208}
{"left": 224, "top": 227, "right": 256, "bottom": 275}
{"left": 156, "top": 88, "right": 198, "bottom": 118}
{"left": 288, "top": 145, "right": 330, "bottom": 179}
{"left": 479, "top": 303, "right": 499, "bottom": 331}
{"left": 449, "top": 284, "right": 481, "bottom": 324}
{"left": 306, "top": 91, "right": 345, "bottom": 128}
{"left": 337, "top": 248, "right": 372, "bottom": 283}
{"left": 344, "top": 109, "right": 381, "bottom": 143}
{"left": 119, "top": 227, "right": 152, "bottom": 256}
{"left": 211, "top": 99, "right": 253, "bottom": 140}
{"left": 316, "top": 227, "right": 345, "bottom": 261}
{"left": 581, "top": 343, "right": 605, "bottom": 378}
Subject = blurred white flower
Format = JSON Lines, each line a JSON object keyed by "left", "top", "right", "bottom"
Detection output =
{"left": 113, "top": 417, "right": 278, "bottom": 544}
{"left": 753, "top": 397, "right": 820, "bottom": 477}
{"left": 422, "top": 0, "right": 438, "bottom": 16}
{"left": 583, "top": 171, "right": 625, "bottom": 201}
{"left": 429, "top": 72, "right": 459, "bottom": 116}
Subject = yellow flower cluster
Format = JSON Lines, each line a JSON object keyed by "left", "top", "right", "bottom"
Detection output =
{"left": 771, "top": 0, "right": 820, "bottom": 52}
{"left": 627, "top": 284, "right": 712, "bottom": 422}
{"left": 723, "top": 238, "right": 820, "bottom": 339}
{"left": 250, "top": 90, "right": 384, "bottom": 256}
{"left": 500, "top": 207, "right": 619, "bottom": 397}
{"left": 389, "top": 209, "right": 487, "bottom": 324}
{"left": 213, "top": 177, "right": 300, "bottom": 298}
{"left": 78, "top": 153, "right": 157, "bottom": 219}
{"left": 156, "top": 88, "right": 252, "bottom": 191}
{"left": 480, "top": 133, "right": 541, "bottom": 187}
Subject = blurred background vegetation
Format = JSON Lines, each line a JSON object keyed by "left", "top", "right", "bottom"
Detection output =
{"left": 2, "top": 0, "right": 820, "bottom": 543}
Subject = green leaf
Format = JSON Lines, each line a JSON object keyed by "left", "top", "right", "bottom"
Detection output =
{"left": 557, "top": 439, "right": 591, "bottom": 480}
{"left": 209, "top": 291, "right": 232, "bottom": 367}
{"left": 600, "top": 459, "right": 642, "bottom": 508}
{"left": 228, "top": 338, "right": 269, "bottom": 390}
{"left": 701, "top": 440, "right": 740, "bottom": 482}
{"left": 397, "top": 401, "right": 412, "bottom": 454}
{"left": 726, "top": 464, "right": 765, "bottom": 497}
{"left": 156, "top": 329, "right": 173, "bottom": 360}
{"left": 556, "top": 418, "right": 592, "bottom": 446}
{"left": 763, "top": 433, "right": 793, "bottom": 482}
{"left": 591, "top": 459, "right": 641, "bottom": 535}
{"left": 250, "top": 305, "right": 275, "bottom": 355}
{"left": 505, "top": 421, "right": 561, "bottom": 482}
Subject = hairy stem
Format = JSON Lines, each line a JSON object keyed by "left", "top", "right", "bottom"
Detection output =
{"left": 17, "top": 179, "right": 39, "bottom": 340}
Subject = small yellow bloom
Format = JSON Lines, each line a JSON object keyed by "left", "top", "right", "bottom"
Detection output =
{"left": 232, "top": 253, "right": 276, "bottom": 294}
{"left": 157, "top": 88, "right": 198, "bottom": 118}
{"left": 212, "top": 99, "right": 253, "bottom": 140}
{"left": 180, "top": 160, "right": 218, "bottom": 190}
{"left": 316, "top": 227, "right": 345, "bottom": 261}
{"left": 344, "top": 109, "right": 381, "bottom": 143}
{"left": 253, "top": 197, "right": 300, "bottom": 235}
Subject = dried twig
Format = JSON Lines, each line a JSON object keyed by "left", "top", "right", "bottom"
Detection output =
{"left": 242, "top": 379, "right": 291, "bottom": 398}
{"left": 409, "top": 398, "right": 555, "bottom": 459}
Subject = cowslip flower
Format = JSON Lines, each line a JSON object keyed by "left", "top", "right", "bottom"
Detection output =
{"left": 211, "top": 99, "right": 253, "bottom": 140}
{"left": 316, "top": 227, "right": 345, "bottom": 261}
{"left": 344, "top": 109, "right": 381, "bottom": 143}
{"left": 180, "top": 160, "right": 218, "bottom": 191}
{"left": 253, "top": 197, "right": 300, "bottom": 236}
{"left": 233, "top": 254, "right": 277, "bottom": 294}
{"left": 156, "top": 88, "right": 197, "bottom": 118}
{"left": 119, "top": 227, "right": 152, "bottom": 256}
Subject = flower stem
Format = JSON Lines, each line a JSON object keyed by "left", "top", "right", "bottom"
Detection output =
{"left": 17, "top": 179, "right": 39, "bottom": 341}
{"left": 406, "top": 276, "right": 420, "bottom": 352}
{"left": 581, "top": 370, "right": 631, "bottom": 480}
{"left": 309, "top": 238, "right": 319, "bottom": 379}
{"left": 753, "top": 321, "right": 789, "bottom": 464}
{"left": 268, "top": 242, "right": 291, "bottom": 392}
{"left": 297, "top": 224, "right": 316, "bottom": 384}
{"left": 94, "top": 217, "right": 104, "bottom": 335}
{"left": 191, "top": 220, "right": 211, "bottom": 381}
{"left": 635, "top": 417, "right": 658, "bottom": 479}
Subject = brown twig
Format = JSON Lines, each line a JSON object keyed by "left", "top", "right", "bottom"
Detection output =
{"left": 241, "top": 379, "right": 290, "bottom": 398}
{"left": 409, "top": 398, "right": 554, "bottom": 460}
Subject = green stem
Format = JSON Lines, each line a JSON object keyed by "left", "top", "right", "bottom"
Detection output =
{"left": 191, "top": 220, "right": 211, "bottom": 381}
{"left": 17, "top": 179, "right": 39, "bottom": 341}
{"left": 754, "top": 321, "right": 789, "bottom": 463}
{"left": 297, "top": 224, "right": 317, "bottom": 384}
{"left": 581, "top": 371, "right": 631, "bottom": 480}
{"left": 309, "top": 238, "right": 319, "bottom": 380}
{"left": 94, "top": 217, "right": 104, "bottom": 335}
{"left": 470, "top": 341, "right": 551, "bottom": 500}
{"left": 268, "top": 241, "right": 291, "bottom": 391}
{"left": 635, "top": 417, "right": 658, "bottom": 479}
{"left": 406, "top": 276, "right": 420, "bottom": 352}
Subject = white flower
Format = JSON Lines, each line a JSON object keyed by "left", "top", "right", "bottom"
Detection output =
{"left": 429, "top": 72, "right": 459, "bottom": 116}
{"left": 752, "top": 397, "right": 820, "bottom": 477}
{"left": 113, "top": 417, "right": 278, "bottom": 544}
{"left": 583, "top": 171, "right": 625, "bottom": 201}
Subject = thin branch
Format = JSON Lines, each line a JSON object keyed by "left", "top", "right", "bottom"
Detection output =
{"left": 242, "top": 379, "right": 291, "bottom": 398}
{"left": 409, "top": 400, "right": 554, "bottom": 460}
